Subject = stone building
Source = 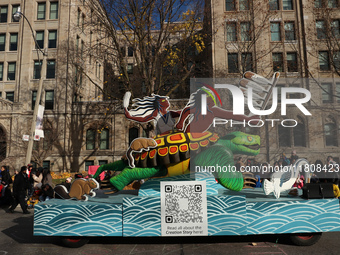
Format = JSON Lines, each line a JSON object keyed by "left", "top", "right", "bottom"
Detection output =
{"left": 0, "top": 0, "right": 121, "bottom": 172}
{"left": 210, "top": 0, "right": 340, "bottom": 164}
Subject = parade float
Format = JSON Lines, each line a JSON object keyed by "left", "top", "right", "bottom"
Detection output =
{"left": 34, "top": 72, "right": 340, "bottom": 247}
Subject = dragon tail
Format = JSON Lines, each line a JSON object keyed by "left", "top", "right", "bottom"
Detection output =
{"left": 93, "top": 160, "right": 127, "bottom": 179}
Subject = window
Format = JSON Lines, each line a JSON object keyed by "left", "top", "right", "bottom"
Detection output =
{"left": 121, "top": 47, "right": 126, "bottom": 57}
{"left": 11, "top": 5, "right": 19, "bottom": 22}
{"left": 0, "top": 34, "right": 5, "bottom": 51}
{"left": 319, "top": 51, "right": 330, "bottom": 71}
{"left": 99, "top": 128, "right": 109, "bottom": 150}
{"left": 0, "top": 62, "right": 3, "bottom": 81}
{"left": 331, "top": 20, "right": 340, "bottom": 39}
{"left": 32, "top": 91, "right": 37, "bottom": 110}
{"left": 33, "top": 60, "right": 42, "bottom": 79}
{"left": 240, "top": 22, "right": 251, "bottom": 41}
{"left": 324, "top": 122, "right": 337, "bottom": 146}
{"left": 128, "top": 46, "right": 133, "bottom": 57}
{"left": 336, "top": 82, "right": 340, "bottom": 103}
{"left": 37, "top": 2, "right": 46, "bottom": 20}
{"left": 241, "top": 53, "right": 253, "bottom": 72}
{"left": 239, "top": 0, "right": 249, "bottom": 10}
{"left": 82, "top": 14, "right": 85, "bottom": 32}
{"left": 45, "top": 90, "right": 54, "bottom": 110}
{"left": 77, "top": 9, "right": 81, "bottom": 26}
{"left": 50, "top": 2, "right": 58, "bottom": 19}
{"left": 6, "top": 92, "right": 14, "bottom": 102}
{"left": 36, "top": 31, "right": 44, "bottom": 49}
{"left": 86, "top": 129, "right": 95, "bottom": 150}
{"left": 9, "top": 33, "right": 18, "bottom": 51}
{"left": 228, "top": 53, "right": 238, "bottom": 73}
{"left": 129, "top": 127, "right": 139, "bottom": 145}
{"left": 7, "top": 62, "right": 16, "bottom": 80}
{"left": 283, "top": 0, "right": 293, "bottom": 10}
{"left": 316, "top": 20, "right": 326, "bottom": 39}
{"left": 85, "top": 161, "right": 94, "bottom": 171}
{"left": 0, "top": 6, "right": 8, "bottom": 23}
{"left": 321, "top": 83, "right": 332, "bottom": 103}
{"left": 315, "top": 0, "right": 322, "bottom": 7}
{"left": 273, "top": 53, "right": 283, "bottom": 72}
{"left": 46, "top": 60, "right": 55, "bottom": 78}
{"left": 278, "top": 125, "right": 291, "bottom": 147}
{"left": 293, "top": 117, "right": 306, "bottom": 147}
{"left": 328, "top": 0, "right": 338, "bottom": 8}
{"left": 226, "top": 22, "right": 237, "bottom": 41}
{"left": 270, "top": 22, "right": 281, "bottom": 41}
{"left": 287, "top": 52, "right": 298, "bottom": 72}
{"left": 127, "top": 64, "right": 133, "bottom": 74}
{"left": 284, "top": 22, "right": 295, "bottom": 40}
{"left": 226, "top": 0, "right": 236, "bottom": 11}
{"left": 269, "top": 0, "right": 279, "bottom": 10}
{"left": 98, "top": 160, "right": 108, "bottom": 166}
{"left": 333, "top": 51, "right": 340, "bottom": 70}
{"left": 48, "top": 30, "right": 57, "bottom": 48}
{"left": 43, "top": 160, "right": 50, "bottom": 169}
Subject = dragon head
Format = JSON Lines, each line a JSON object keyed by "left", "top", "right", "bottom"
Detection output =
{"left": 218, "top": 131, "right": 260, "bottom": 156}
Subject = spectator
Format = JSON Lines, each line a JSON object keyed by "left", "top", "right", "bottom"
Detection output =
{"left": 235, "top": 157, "right": 245, "bottom": 171}
{"left": 255, "top": 175, "right": 262, "bottom": 188}
{"left": 6, "top": 166, "right": 30, "bottom": 214}
{"left": 32, "top": 167, "right": 43, "bottom": 189}
{"left": 280, "top": 153, "right": 290, "bottom": 167}
{"left": 290, "top": 150, "right": 299, "bottom": 163}
{"left": 42, "top": 168, "right": 54, "bottom": 188}
{"left": 0, "top": 166, "right": 13, "bottom": 206}
{"left": 39, "top": 183, "right": 54, "bottom": 201}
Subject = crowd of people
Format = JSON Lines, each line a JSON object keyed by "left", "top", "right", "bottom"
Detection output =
{"left": 0, "top": 164, "right": 68, "bottom": 214}
{"left": 235, "top": 151, "right": 340, "bottom": 197}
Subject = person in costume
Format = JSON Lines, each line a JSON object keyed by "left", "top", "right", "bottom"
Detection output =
{"left": 123, "top": 92, "right": 182, "bottom": 136}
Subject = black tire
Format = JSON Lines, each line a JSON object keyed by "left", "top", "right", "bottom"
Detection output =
{"left": 289, "top": 233, "right": 322, "bottom": 246}
{"left": 60, "top": 237, "right": 89, "bottom": 248}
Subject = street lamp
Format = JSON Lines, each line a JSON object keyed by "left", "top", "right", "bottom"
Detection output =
{"left": 13, "top": 7, "right": 48, "bottom": 166}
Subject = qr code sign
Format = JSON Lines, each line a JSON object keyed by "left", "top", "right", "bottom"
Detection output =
{"left": 164, "top": 184, "right": 203, "bottom": 223}
{"left": 161, "top": 181, "right": 208, "bottom": 236}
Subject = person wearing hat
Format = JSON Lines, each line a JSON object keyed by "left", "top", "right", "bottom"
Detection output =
{"left": 7, "top": 166, "right": 30, "bottom": 214}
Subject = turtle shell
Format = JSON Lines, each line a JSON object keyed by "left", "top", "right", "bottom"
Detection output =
{"left": 133, "top": 131, "right": 219, "bottom": 168}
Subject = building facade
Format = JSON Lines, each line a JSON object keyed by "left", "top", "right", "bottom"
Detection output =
{"left": 211, "top": 0, "right": 340, "bottom": 163}
{"left": 0, "top": 0, "right": 126, "bottom": 172}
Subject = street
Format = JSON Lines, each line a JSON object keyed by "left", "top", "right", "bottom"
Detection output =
{"left": 1, "top": 207, "right": 340, "bottom": 255}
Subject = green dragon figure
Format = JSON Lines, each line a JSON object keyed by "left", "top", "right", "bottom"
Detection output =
{"left": 94, "top": 131, "right": 260, "bottom": 192}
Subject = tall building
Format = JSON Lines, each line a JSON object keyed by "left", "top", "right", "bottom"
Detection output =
{"left": 210, "top": 0, "right": 340, "bottom": 163}
{"left": 0, "top": 0, "right": 116, "bottom": 172}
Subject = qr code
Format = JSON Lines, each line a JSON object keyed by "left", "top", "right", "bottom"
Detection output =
{"left": 164, "top": 184, "right": 203, "bottom": 224}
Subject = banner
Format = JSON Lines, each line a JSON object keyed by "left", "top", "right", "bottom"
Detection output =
{"left": 35, "top": 105, "right": 44, "bottom": 138}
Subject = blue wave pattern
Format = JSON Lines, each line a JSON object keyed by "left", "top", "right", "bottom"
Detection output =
{"left": 123, "top": 197, "right": 161, "bottom": 237}
{"left": 34, "top": 200, "right": 123, "bottom": 236}
{"left": 207, "top": 196, "right": 247, "bottom": 236}
{"left": 246, "top": 199, "right": 340, "bottom": 235}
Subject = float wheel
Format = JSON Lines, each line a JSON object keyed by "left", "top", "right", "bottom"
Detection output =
{"left": 60, "top": 237, "right": 89, "bottom": 248}
{"left": 289, "top": 233, "right": 322, "bottom": 246}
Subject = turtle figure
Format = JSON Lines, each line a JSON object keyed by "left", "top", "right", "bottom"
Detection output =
{"left": 93, "top": 131, "right": 260, "bottom": 192}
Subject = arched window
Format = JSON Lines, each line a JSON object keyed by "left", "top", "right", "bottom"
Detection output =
{"left": 129, "top": 127, "right": 139, "bottom": 145}
{"left": 86, "top": 129, "right": 95, "bottom": 150}
{"left": 278, "top": 125, "right": 291, "bottom": 147}
{"left": 0, "top": 127, "right": 6, "bottom": 162}
{"left": 324, "top": 117, "right": 338, "bottom": 146}
{"left": 293, "top": 117, "right": 306, "bottom": 147}
{"left": 99, "top": 128, "right": 109, "bottom": 150}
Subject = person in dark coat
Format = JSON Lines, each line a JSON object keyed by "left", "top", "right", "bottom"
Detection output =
{"left": 0, "top": 166, "right": 13, "bottom": 205}
{"left": 7, "top": 166, "right": 30, "bottom": 214}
